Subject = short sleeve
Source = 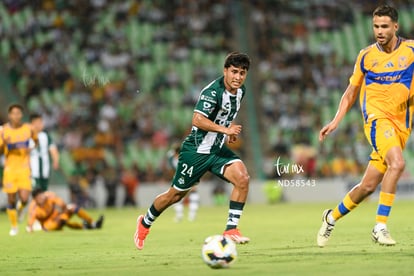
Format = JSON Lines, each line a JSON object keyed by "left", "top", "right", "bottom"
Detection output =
{"left": 349, "top": 50, "right": 366, "bottom": 87}
{"left": 194, "top": 89, "right": 218, "bottom": 117}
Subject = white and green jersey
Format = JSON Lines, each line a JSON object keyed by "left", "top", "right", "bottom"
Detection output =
{"left": 30, "top": 131, "right": 56, "bottom": 179}
{"left": 183, "top": 76, "right": 245, "bottom": 154}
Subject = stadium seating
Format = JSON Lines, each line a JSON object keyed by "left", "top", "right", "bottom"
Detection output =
{"left": 0, "top": 1, "right": 232, "bottom": 183}
{"left": 2, "top": 1, "right": 414, "bottom": 185}
{"left": 250, "top": 2, "right": 414, "bottom": 178}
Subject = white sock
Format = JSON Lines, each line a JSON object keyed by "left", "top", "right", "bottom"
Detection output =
{"left": 326, "top": 213, "right": 336, "bottom": 225}
{"left": 374, "top": 223, "right": 387, "bottom": 232}
{"left": 174, "top": 201, "right": 184, "bottom": 222}
{"left": 188, "top": 192, "right": 199, "bottom": 221}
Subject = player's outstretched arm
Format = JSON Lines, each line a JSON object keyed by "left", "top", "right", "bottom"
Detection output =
{"left": 192, "top": 112, "right": 241, "bottom": 136}
{"left": 319, "top": 84, "right": 360, "bottom": 141}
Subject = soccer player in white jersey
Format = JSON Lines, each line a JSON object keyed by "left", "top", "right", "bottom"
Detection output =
{"left": 134, "top": 52, "right": 251, "bottom": 250}
{"left": 22, "top": 114, "right": 60, "bottom": 226}
{"left": 29, "top": 113, "right": 59, "bottom": 191}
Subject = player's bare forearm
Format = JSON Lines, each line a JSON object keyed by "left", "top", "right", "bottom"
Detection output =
{"left": 31, "top": 126, "right": 39, "bottom": 147}
{"left": 50, "top": 147, "right": 60, "bottom": 169}
{"left": 319, "top": 84, "right": 359, "bottom": 141}
{"left": 192, "top": 112, "right": 241, "bottom": 136}
{"left": 332, "top": 84, "right": 359, "bottom": 124}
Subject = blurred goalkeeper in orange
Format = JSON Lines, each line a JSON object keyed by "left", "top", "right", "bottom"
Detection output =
{"left": 27, "top": 188, "right": 104, "bottom": 232}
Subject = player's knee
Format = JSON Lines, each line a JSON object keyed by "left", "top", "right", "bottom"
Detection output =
{"left": 387, "top": 159, "right": 405, "bottom": 173}
{"left": 235, "top": 172, "right": 250, "bottom": 192}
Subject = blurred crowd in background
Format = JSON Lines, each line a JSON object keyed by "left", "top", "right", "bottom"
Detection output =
{"left": 1, "top": 0, "right": 414, "bottom": 207}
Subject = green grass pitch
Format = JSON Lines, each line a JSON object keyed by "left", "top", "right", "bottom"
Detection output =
{"left": 1, "top": 200, "right": 413, "bottom": 275}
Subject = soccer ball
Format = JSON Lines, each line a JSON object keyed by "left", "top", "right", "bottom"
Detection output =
{"left": 201, "top": 235, "right": 237, "bottom": 269}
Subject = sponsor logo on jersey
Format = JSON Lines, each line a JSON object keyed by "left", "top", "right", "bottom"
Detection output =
{"left": 7, "top": 140, "right": 30, "bottom": 150}
{"left": 200, "top": 95, "right": 217, "bottom": 104}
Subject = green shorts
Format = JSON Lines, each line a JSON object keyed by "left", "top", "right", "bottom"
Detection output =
{"left": 33, "top": 178, "right": 49, "bottom": 191}
{"left": 172, "top": 145, "right": 241, "bottom": 191}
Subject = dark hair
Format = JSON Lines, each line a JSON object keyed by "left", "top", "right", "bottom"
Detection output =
{"left": 224, "top": 52, "right": 250, "bottom": 71}
{"left": 8, "top": 103, "right": 24, "bottom": 113}
{"left": 30, "top": 113, "right": 42, "bottom": 121}
{"left": 373, "top": 5, "right": 398, "bottom": 22}
{"left": 32, "top": 187, "right": 44, "bottom": 198}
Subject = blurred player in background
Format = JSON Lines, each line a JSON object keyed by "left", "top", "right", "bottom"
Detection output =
{"left": 27, "top": 187, "right": 104, "bottom": 232}
{"left": 317, "top": 5, "right": 414, "bottom": 247}
{"left": 167, "top": 142, "right": 199, "bottom": 222}
{"left": 23, "top": 113, "right": 60, "bottom": 228}
{"left": 0, "top": 104, "right": 38, "bottom": 236}
{"left": 29, "top": 113, "right": 60, "bottom": 191}
{"left": 134, "top": 52, "right": 251, "bottom": 250}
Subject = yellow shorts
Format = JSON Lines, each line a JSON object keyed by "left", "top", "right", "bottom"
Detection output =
{"left": 2, "top": 167, "right": 32, "bottom": 194}
{"left": 42, "top": 219, "right": 63, "bottom": 231}
{"left": 364, "top": 119, "right": 410, "bottom": 173}
{"left": 42, "top": 213, "right": 70, "bottom": 231}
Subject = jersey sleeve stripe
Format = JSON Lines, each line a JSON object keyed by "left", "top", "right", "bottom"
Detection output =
{"left": 194, "top": 109, "right": 209, "bottom": 117}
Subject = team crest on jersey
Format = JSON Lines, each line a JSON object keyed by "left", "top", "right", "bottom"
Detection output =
{"left": 178, "top": 177, "right": 185, "bottom": 185}
{"left": 398, "top": 56, "right": 408, "bottom": 69}
{"left": 384, "top": 128, "right": 395, "bottom": 139}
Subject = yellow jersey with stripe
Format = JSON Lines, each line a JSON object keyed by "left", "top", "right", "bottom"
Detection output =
{"left": 28, "top": 191, "right": 69, "bottom": 230}
{"left": 349, "top": 37, "right": 414, "bottom": 134}
{"left": 0, "top": 123, "right": 36, "bottom": 170}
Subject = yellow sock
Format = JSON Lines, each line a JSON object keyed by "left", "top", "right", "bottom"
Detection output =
{"left": 65, "top": 221, "right": 83, "bottom": 229}
{"left": 332, "top": 193, "right": 358, "bottom": 221}
{"left": 77, "top": 208, "right": 93, "bottom": 224}
{"left": 7, "top": 209, "right": 18, "bottom": 228}
{"left": 376, "top": 191, "right": 395, "bottom": 224}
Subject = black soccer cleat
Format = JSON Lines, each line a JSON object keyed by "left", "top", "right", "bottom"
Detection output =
{"left": 94, "top": 215, "right": 104, "bottom": 229}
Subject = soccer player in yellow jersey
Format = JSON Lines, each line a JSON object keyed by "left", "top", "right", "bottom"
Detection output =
{"left": 317, "top": 5, "right": 414, "bottom": 247}
{"left": 0, "top": 104, "right": 38, "bottom": 236}
{"left": 27, "top": 188, "right": 104, "bottom": 232}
